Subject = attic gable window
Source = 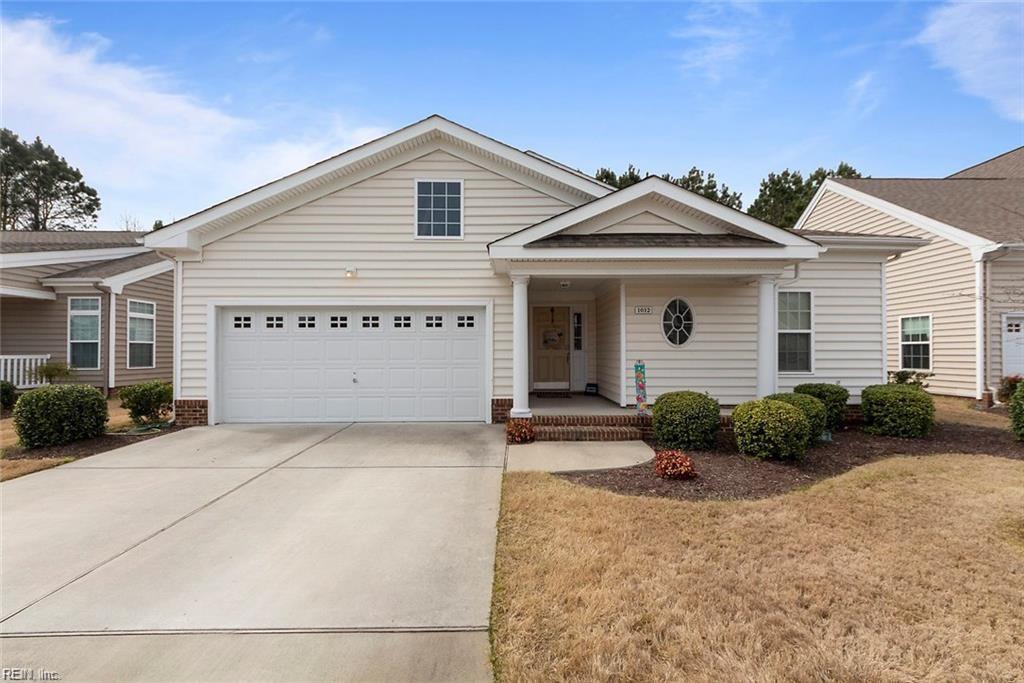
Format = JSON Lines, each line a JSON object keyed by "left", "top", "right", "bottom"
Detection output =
{"left": 416, "top": 180, "right": 462, "bottom": 238}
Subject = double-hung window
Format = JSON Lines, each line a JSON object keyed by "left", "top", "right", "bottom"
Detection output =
{"left": 69, "top": 297, "right": 101, "bottom": 370}
{"left": 900, "top": 315, "right": 931, "bottom": 370}
{"left": 416, "top": 180, "right": 462, "bottom": 238}
{"left": 128, "top": 300, "right": 156, "bottom": 368}
{"left": 778, "top": 291, "right": 812, "bottom": 373}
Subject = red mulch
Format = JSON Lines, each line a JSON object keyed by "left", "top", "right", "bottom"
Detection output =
{"left": 558, "top": 420, "right": 1021, "bottom": 502}
{"left": 3, "top": 427, "right": 184, "bottom": 461}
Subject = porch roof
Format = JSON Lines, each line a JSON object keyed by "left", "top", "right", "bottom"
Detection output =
{"left": 525, "top": 233, "right": 780, "bottom": 249}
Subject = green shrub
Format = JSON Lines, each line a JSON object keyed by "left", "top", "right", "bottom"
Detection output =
{"left": 888, "top": 370, "right": 933, "bottom": 388}
{"left": 732, "top": 399, "right": 810, "bottom": 461}
{"left": 13, "top": 384, "right": 107, "bottom": 448}
{"left": 0, "top": 380, "right": 16, "bottom": 410}
{"left": 765, "top": 392, "right": 827, "bottom": 446}
{"left": 860, "top": 384, "right": 935, "bottom": 438}
{"left": 119, "top": 381, "right": 173, "bottom": 424}
{"left": 34, "top": 361, "right": 75, "bottom": 383}
{"left": 997, "top": 375, "right": 1023, "bottom": 403}
{"left": 794, "top": 383, "right": 850, "bottom": 431}
{"left": 653, "top": 391, "right": 720, "bottom": 450}
{"left": 1010, "top": 382, "right": 1024, "bottom": 442}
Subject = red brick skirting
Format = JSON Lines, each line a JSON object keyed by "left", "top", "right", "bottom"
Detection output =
{"left": 174, "top": 399, "right": 208, "bottom": 427}
{"left": 491, "top": 398, "right": 513, "bottom": 423}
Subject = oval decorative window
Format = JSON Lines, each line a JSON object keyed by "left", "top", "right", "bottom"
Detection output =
{"left": 662, "top": 298, "right": 694, "bottom": 346}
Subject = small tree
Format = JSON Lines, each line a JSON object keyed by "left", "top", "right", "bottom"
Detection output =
{"left": 595, "top": 164, "right": 742, "bottom": 209}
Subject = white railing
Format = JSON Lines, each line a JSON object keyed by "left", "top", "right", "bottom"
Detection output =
{"left": 0, "top": 354, "right": 51, "bottom": 389}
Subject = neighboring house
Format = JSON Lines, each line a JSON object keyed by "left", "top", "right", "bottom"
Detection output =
{"left": 0, "top": 231, "right": 174, "bottom": 394}
{"left": 796, "top": 147, "right": 1024, "bottom": 402}
{"left": 145, "top": 116, "right": 922, "bottom": 426}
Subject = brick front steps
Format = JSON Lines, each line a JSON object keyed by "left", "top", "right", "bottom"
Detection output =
{"left": 534, "top": 425, "right": 645, "bottom": 441}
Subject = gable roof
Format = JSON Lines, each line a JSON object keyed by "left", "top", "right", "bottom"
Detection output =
{"left": 146, "top": 115, "right": 612, "bottom": 253}
{"left": 491, "top": 176, "right": 821, "bottom": 250}
{"left": 1, "top": 230, "right": 146, "bottom": 253}
{"left": 832, "top": 177, "right": 1024, "bottom": 244}
{"left": 948, "top": 146, "right": 1024, "bottom": 179}
{"left": 525, "top": 233, "right": 778, "bottom": 249}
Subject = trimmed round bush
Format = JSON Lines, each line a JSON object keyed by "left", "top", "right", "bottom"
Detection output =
{"left": 1, "top": 380, "right": 16, "bottom": 411}
{"left": 119, "top": 380, "right": 173, "bottom": 424}
{"left": 733, "top": 399, "right": 810, "bottom": 461}
{"left": 765, "top": 392, "right": 827, "bottom": 446}
{"left": 860, "top": 384, "right": 935, "bottom": 438}
{"left": 13, "top": 384, "right": 108, "bottom": 448}
{"left": 653, "top": 450, "right": 698, "bottom": 480}
{"left": 653, "top": 391, "right": 720, "bottom": 450}
{"left": 794, "top": 383, "right": 850, "bottom": 431}
{"left": 1010, "top": 382, "right": 1024, "bottom": 442}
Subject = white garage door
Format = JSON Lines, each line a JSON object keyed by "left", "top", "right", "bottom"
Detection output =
{"left": 219, "top": 307, "right": 485, "bottom": 422}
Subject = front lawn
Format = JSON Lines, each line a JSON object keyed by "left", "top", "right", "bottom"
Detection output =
{"left": 491, "top": 455, "right": 1024, "bottom": 680}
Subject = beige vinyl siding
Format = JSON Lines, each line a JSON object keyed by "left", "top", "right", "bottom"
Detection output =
{"left": 115, "top": 270, "right": 174, "bottom": 386}
{"left": 594, "top": 281, "right": 621, "bottom": 404}
{"left": 0, "top": 291, "right": 108, "bottom": 388}
{"left": 988, "top": 251, "right": 1024, "bottom": 384}
{"left": 802, "top": 190, "right": 977, "bottom": 397}
{"left": 595, "top": 211, "right": 689, "bottom": 234}
{"left": 625, "top": 281, "right": 757, "bottom": 406}
{"left": 177, "top": 149, "right": 571, "bottom": 399}
{"left": 777, "top": 252, "right": 886, "bottom": 401}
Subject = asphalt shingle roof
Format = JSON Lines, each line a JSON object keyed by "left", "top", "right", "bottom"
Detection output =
{"left": 834, "top": 177, "right": 1024, "bottom": 244}
{"left": 0, "top": 230, "right": 146, "bottom": 254}
{"left": 44, "top": 251, "right": 166, "bottom": 279}
{"left": 525, "top": 233, "right": 780, "bottom": 248}
{"left": 948, "top": 147, "right": 1024, "bottom": 179}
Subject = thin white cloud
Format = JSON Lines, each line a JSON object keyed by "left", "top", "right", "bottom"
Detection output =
{"left": 847, "top": 71, "right": 882, "bottom": 118}
{"left": 671, "top": 3, "right": 785, "bottom": 82}
{"left": 916, "top": 1, "right": 1024, "bottom": 122}
{"left": 0, "top": 18, "right": 386, "bottom": 227}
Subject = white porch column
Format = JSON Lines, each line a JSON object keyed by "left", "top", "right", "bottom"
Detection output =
{"left": 756, "top": 276, "right": 778, "bottom": 397}
{"left": 510, "top": 275, "right": 532, "bottom": 418}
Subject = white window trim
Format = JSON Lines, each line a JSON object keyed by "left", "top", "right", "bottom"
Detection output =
{"left": 68, "top": 296, "right": 102, "bottom": 371}
{"left": 413, "top": 178, "right": 464, "bottom": 241}
{"left": 899, "top": 313, "right": 933, "bottom": 372}
{"left": 127, "top": 298, "right": 157, "bottom": 369}
{"left": 777, "top": 289, "right": 815, "bottom": 375}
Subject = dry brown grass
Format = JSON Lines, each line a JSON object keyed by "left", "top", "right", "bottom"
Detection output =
{"left": 491, "top": 454, "right": 1024, "bottom": 682}
{"left": 934, "top": 395, "right": 1010, "bottom": 430}
{"left": 0, "top": 457, "right": 72, "bottom": 481}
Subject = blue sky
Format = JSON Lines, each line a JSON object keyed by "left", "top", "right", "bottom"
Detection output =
{"left": 2, "top": 2, "right": 1022, "bottom": 227}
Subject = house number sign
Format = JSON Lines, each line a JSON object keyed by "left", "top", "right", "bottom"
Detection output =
{"left": 634, "top": 306, "right": 654, "bottom": 315}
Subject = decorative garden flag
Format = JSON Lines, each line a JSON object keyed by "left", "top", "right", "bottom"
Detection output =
{"left": 634, "top": 360, "right": 647, "bottom": 411}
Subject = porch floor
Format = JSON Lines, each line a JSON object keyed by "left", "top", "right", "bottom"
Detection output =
{"left": 530, "top": 394, "right": 636, "bottom": 416}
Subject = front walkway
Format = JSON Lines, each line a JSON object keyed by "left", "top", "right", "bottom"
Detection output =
{"left": 0, "top": 423, "right": 504, "bottom": 681}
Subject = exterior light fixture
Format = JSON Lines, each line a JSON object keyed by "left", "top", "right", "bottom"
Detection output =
{"left": 559, "top": 280, "right": 571, "bottom": 289}
{"left": 345, "top": 267, "right": 358, "bottom": 278}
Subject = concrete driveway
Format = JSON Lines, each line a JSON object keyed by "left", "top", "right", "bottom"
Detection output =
{"left": 0, "top": 422, "right": 505, "bottom": 682}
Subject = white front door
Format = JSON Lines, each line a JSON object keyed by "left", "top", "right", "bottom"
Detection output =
{"left": 218, "top": 307, "right": 485, "bottom": 422}
{"left": 1004, "top": 315, "right": 1024, "bottom": 377}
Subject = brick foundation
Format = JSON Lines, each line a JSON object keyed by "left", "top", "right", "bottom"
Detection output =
{"left": 174, "top": 399, "right": 208, "bottom": 427}
{"left": 491, "top": 398, "right": 513, "bottom": 423}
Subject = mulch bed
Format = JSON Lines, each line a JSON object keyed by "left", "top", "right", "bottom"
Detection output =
{"left": 558, "top": 420, "right": 1022, "bottom": 502}
{"left": 2, "top": 426, "right": 184, "bottom": 461}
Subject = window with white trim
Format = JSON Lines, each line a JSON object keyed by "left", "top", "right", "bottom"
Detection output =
{"left": 778, "top": 291, "right": 812, "bottom": 373}
{"left": 900, "top": 315, "right": 931, "bottom": 370}
{"left": 572, "top": 312, "right": 583, "bottom": 351}
{"left": 425, "top": 314, "right": 444, "bottom": 329}
{"left": 416, "top": 180, "right": 462, "bottom": 238}
{"left": 297, "top": 315, "right": 316, "bottom": 329}
{"left": 661, "top": 298, "right": 694, "bottom": 347}
{"left": 127, "top": 299, "right": 156, "bottom": 368}
{"left": 69, "top": 297, "right": 101, "bottom": 369}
